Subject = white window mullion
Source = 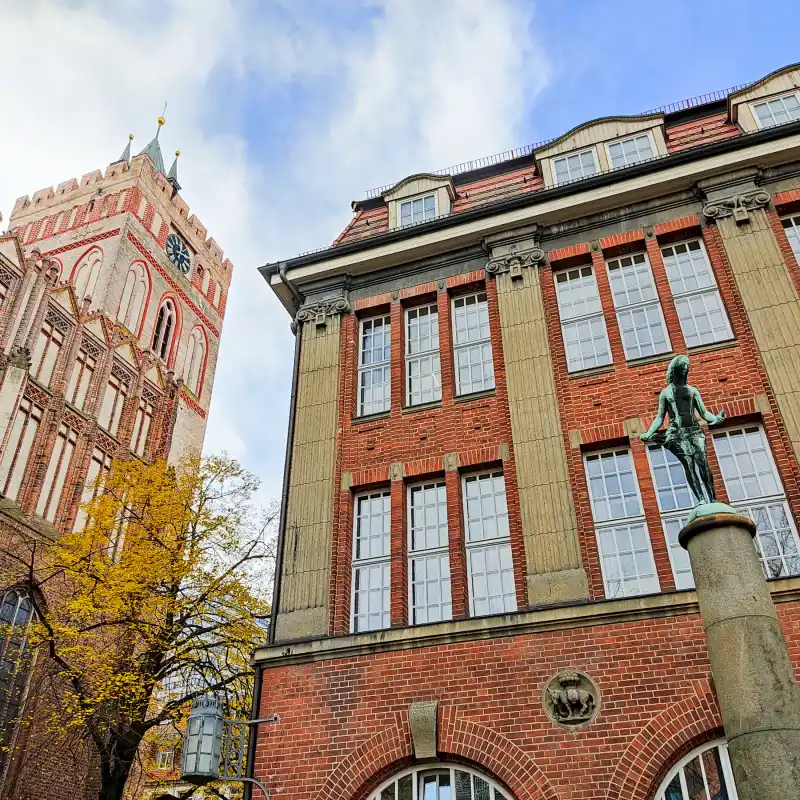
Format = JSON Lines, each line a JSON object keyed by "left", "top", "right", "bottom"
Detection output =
{"left": 462, "top": 471, "right": 516, "bottom": 616}
{"left": 553, "top": 149, "right": 597, "bottom": 184}
{"left": 712, "top": 426, "right": 800, "bottom": 579}
{"left": 585, "top": 449, "right": 660, "bottom": 598}
{"left": 408, "top": 481, "right": 451, "bottom": 624}
{"left": 606, "top": 252, "right": 670, "bottom": 360}
{"left": 555, "top": 265, "right": 612, "bottom": 372}
{"left": 358, "top": 315, "right": 391, "bottom": 416}
{"left": 607, "top": 132, "right": 655, "bottom": 169}
{"left": 400, "top": 194, "right": 436, "bottom": 227}
{"left": 661, "top": 239, "right": 732, "bottom": 348}
{"left": 452, "top": 292, "right": 494, "bottom": 396}
{"left": 351, "top": 490, "right": 391, "bottom": 633}
{"left": 405, "top": 304, "right": 441, "bottom": 406}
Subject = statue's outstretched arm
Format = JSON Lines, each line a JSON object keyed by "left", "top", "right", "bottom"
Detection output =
{"left": 641, "top": 389, "right": 668, "bottom": 442}
{"left": 693, "top": 387, "right": 725, "bottom": 426}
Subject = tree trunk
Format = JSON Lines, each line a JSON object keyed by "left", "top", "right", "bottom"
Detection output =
{"left": 97, "top": 727, "right": 144, "bottom": 800}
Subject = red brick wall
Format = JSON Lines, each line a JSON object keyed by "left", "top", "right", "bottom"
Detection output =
{"left": 253, "top": 600, "right": 800, "bottom": 800}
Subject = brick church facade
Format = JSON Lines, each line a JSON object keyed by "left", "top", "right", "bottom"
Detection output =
{"left": 253, "top": 64, "right": 800, "bottom": 799}
{"left": 0, "top": 123, "right": 232, "bottom": 799}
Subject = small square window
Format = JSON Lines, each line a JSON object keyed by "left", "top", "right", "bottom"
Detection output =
{"left": 400, "top": 194, "right": 437, "bottom": 227}
{"left": 552, "top": 149, "right": 597, "bottom": 184}
{"left": 752, "top": 92, "right": 800, "bottom": 129}
{"left": 607, "top": 133, "right": 655, "bottom": 169}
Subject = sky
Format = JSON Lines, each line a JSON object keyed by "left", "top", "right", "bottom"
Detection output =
{"left": 0, "top": 0, "right": 798, "bottom": 506}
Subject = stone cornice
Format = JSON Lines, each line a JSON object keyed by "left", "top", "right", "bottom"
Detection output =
{"left": 253, "top": 577, "right": 800, "bottom": 667}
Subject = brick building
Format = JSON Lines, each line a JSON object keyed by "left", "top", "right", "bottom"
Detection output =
{"left": 254, "top": 63, "right": 800, "bottom": 800}
{"left": 0, "top": 121, "right": 233, "bottom": 799}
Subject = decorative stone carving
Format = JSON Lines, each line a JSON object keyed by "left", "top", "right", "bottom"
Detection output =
{"left": 543, "top": 670, "right": 599, "bottom": 727}
{"left": 702, "top": 189, "right": 771, "bottom": 225}
{"left": 7, "top": 345, "right": 31, "bottom": 370}
{"left": 486, "top": 243, "right": 545, "bottom": 279}
{"left": 294, "top": 296, "right": 351, "bottom": 328}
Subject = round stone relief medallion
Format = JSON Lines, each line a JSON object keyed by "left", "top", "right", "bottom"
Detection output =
{"left": 542, "top": 669, "right": 600, "bottom": 728}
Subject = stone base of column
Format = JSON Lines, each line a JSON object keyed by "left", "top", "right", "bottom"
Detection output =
{"left": 680, "top": 512, "right": 800, "bottom": 800}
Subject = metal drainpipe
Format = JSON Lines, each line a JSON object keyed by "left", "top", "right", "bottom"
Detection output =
{"left": 243, "top": 664, "right": 264, "bottom": 800}
{"left": 268, "top": 265, "right": 303, "bottom": 646}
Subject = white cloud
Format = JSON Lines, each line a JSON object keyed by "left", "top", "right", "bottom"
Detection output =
{"left": 0, "top": 0, "right": 550, "bottom": 504}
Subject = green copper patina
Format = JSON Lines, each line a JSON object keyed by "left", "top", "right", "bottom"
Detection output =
{"left": 641, "top": 355, "right": 737, "bottom": 521}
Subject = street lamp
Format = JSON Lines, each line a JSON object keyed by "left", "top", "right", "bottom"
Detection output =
{"left": 180, "top": 693, "right": 278, "bottom": 799}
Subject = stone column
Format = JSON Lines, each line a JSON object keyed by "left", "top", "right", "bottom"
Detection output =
{"left": 679, "top": 513, "right": 800, "bottom": 800}
{"left": 0, "top": 347, "right": 31, "bottom": 449}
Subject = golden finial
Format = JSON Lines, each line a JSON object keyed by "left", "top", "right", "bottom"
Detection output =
{"left": 128, "top": 133, "right": 134, "bottom": 141}
{"left": 175, "top": 150, "right": 180, "bottom": 157}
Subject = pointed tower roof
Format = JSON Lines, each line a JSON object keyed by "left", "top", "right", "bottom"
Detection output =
{"left": 111, "top": 133, "right": 134, "bottom": 166}
{"left": 167, "top": 150, "right": 182, "bottom": 192}
{"left": 137, "top": 116, "right": 166, "bottom": 175}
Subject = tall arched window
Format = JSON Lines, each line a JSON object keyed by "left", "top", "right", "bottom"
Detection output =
{"left": 0, "top": 590, "right": 34, "bottom": 772}
{"left": 184, "top": 326, "right": 207, "bottom": 396}
{"left": 371, "top": 765, "right": 511, "bottom": 800}
{"left": 655, "top": 740, "right": 739, "bottom": 800}
{"left": 151, "top": 299, "right": 176, "bottom": 362}
{"left": 72, "top": 247, "right": 103, "bottom": 301}
{"left": 117, "top": 261, "right": 150, "bottom": 335}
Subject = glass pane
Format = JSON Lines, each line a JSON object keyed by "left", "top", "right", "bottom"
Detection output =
{"left": 398, "top": 775, "right": 413, "bottom": 800}
{"left": 455, "top": 771, "right": 472, "bottom": 800}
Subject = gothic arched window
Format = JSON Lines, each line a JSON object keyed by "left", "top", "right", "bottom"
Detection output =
{"left": 655, "top": 739, "right": 739, "bottom": 800}
{"left": 117, "top": 261, "right": 150, "bottom": 335}
{"left": 151, "top": 299, "right": 176, "bottom": 362}
{"left": 371, "top": 765, "right": 511, "bottom": 800}
{"left": 0, "top": 590, "right": 34, "bottom": 772}
{"left": 184, "top": 326, "right": 207, "bottom": 397}
{"left": 72, "top": 247, "right": 103, "bottom": 301}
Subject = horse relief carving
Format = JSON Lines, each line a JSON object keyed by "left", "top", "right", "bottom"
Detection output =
{"left": 543, "top": 670, "right": 599, "bottom": 727}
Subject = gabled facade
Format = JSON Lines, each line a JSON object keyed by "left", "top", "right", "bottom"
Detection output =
{"left": 0, "top": 126, "right": 233, "bottom": 800}
{"left": 253, "top": 64, "right": 800, "bottom": 800}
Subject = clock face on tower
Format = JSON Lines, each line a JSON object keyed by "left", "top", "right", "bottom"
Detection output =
{"left": 166, "top": 232, "right": 192, "bottom": 274}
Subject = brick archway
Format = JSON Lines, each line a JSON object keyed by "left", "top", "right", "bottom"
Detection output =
{"left": 605, "top": 679, "right": 722, "bottom": 800}
{"left": 317, "top": 707, "right": 558, "bottom": 800}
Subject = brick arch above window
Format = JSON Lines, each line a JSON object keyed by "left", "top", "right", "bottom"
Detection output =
{"left": 69, "top": 245, "right": 104, "bottom": 302}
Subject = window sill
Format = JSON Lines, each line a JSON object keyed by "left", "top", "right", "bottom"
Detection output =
{"left": 402, "top": 400, "right": 442, "bottom": 414}
{"left": 351, "top": 410, "right": 391, "bottom": 425}
{"left": 567, "top": 364, "right": 615, "bottom": 380}
{"left": 626, "top": 351, "right": 674, "bottom": 368}
{"left": 687, "top": 338, "right": 738, "bottom": 355}
{"left": 454, "top": 388, "right": 496, "bottom": 404}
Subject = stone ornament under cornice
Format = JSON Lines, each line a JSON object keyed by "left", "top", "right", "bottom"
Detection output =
{"left": 702, "top": 189, "right": 771, "bottom": 225}
{"left": 486, "top": 244, "right": 545, "bottom": 279}
{"left": 294, "top": 296, "right": 351, "bottom": 328}
{"left": 4, "top": 345, "right": 31, "bottom": 370}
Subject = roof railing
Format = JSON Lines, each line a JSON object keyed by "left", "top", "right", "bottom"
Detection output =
{"left": 362, "top": 79, "right": 756, "bottom": 200}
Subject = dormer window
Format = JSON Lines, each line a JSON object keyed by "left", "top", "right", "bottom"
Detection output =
{"left": 752, "top": 92, "right": 800, "bottom": 129}
{"left": 607, "top": 133, "right": 655, "bottom": 169}
{"left": 400, "top": 194, "right": 436, "bottom": 227}
{"left": 553, "top": 149, "right": 597, "bottom": 185}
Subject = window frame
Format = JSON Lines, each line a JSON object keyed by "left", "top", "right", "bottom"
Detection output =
{"left": 584, "top": 447, "right": 661, "bottom": 599}
{"left": 554, "top": 264, "right": 613, "bottom": 373}
{"left": 350, "top": 489, "right": 392, "bottom": 634}
{"left": 781, "top": 214, "right": 800, "bottom": 264}
{"left": 405, "top": 303, "right": 442, "bottom": 407}
{"left": 711, "top": 425, "right": 800, "bottom": 579}
{"left": 461, "top": 470, "right": 516, "bottom": 617}
{"left": 654, "top": 739, "right": 739, "bottom": 800}
{"left": 551, "top": 147, "right": 598, "bottom": 185}
{"left": 407, "top": 480, "right": 452, "bottom": 625}
{"left": 451, "top": 290, "right": 495, "bottom": 397}
{"left": 751, "top": 91, "right": 800, "bottom": 129}
{"left": 155, "top": 747, "right": 175, "bottom": 771}
{"left": 660, "top": 238, "right": 733, "bottom": 349}
{"left": 605, "top": 251, "right": 671, "bottom": 361}
{"left": 36, "top": 423, "right": 78, "bottom": 523}
{"left": 369, "top": 763, "right": 510, "bottom": 800}
{"left": 605, "top": 131, "right": 657, "bottom": 170}
{"left": 66, "top": 348, "right": 98, "bottom": 411}
{"left": 30, "top": 317, "right": 67, "bottom": 387}
{"left": 399, "top": 193, "right": 437, "bottom": 228}
{"left": 357, "top": 314, "right": 392, "bottom": 417}
{"left": 0, "top": 398, "right": 43, "bottom": 501}
{"left": 151, "top": 299, "right": 177, "bottom": 362}
{"left": 131, "top": 394, "right": 155, "bottom": 458}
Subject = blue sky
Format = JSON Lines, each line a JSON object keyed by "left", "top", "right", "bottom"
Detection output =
{"left": 0, "top": 0, "right": 797, "bottom": 506}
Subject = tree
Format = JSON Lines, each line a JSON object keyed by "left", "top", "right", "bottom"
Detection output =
{"left": 0, "top": 454, "right": 274, "bottom": 800}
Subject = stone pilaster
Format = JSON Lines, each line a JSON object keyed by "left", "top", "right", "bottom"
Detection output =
{"left": 680, "top": 513, "right": 800, "bottom": 800}
{"left": 486, "top": 230, "right": 588, "bottom": 604}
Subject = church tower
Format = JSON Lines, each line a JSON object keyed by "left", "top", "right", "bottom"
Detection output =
{"left": 0, "top": 118, "right": 233, "bottom": 533}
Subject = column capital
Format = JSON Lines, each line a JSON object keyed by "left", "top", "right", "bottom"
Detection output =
{"left": 702, "top": 189, "right": 771, "bottom": 224}
{"left": 485, "top": 242, "right": 545, "bottom": 278}
{"left": 294, "top": 295, "right": 351, "bottom": 329}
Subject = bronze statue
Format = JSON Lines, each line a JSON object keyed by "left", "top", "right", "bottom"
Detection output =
{"left": 641, "top": 354, "right": 725, "bottom": 506}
